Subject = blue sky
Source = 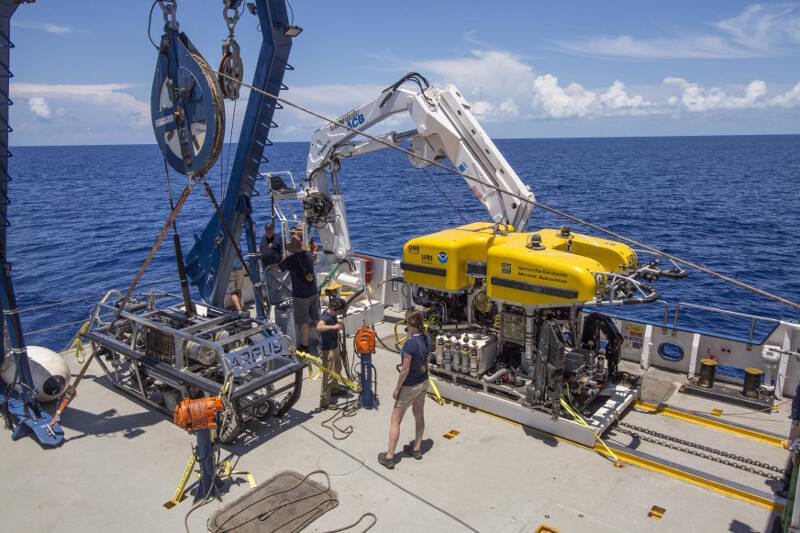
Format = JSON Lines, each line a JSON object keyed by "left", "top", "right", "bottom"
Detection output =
{"left": 9, "top": 1, "right": 800, "bottom": 145}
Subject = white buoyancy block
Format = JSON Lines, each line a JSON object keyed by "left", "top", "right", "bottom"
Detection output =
{"left": 0, "top": 346, "right": 70, "bottom": 402}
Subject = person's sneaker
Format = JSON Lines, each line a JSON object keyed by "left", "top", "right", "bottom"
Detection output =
{"left": 378, "top": 452, "right": 395, "bottom": 470}
{"left": 403, "top": 444, "right": 422, "bottom": 460}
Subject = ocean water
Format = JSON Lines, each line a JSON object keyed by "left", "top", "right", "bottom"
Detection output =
{"left": 10, "top": 135, "right": 800, "bottom": 349}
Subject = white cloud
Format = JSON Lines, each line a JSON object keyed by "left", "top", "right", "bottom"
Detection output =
{"left": 470, "top": 98, "right": 519, "bottom": 122}
{"left": 27, "top": 96, "right": 51, "bottom": 120}
{"left": 531, "top": 76, "right": 654, "bottom": 118}
{"left": 417, "top": 50, "right": 534, "bottom": 123}
{"left": 599, "top": 81, "right": 650, "bottom": 111}
{"left": 664, "top": 77, "right": 768, "bottom": 112}
{"left": 557, "top": 3, "right": 800, "bottom": 59}
{"left": 13, "top": 83, "right": 149, "bottom": 127}
{"left": 420, "top": 50, "right": 535, "bottom": 98}
{"left": 714, "top": 3, "right": 800, "bottom": 51}
{"left": 12, "top": 21, "right": 73, "bottom": 35}
{"left": 557, "top": 35, "right": 758, "bottom": 60}
{"left": 532, "top": 74, "right": 596, "bottom": 118}
{"left": 772, "top": 82, "right": 800, "bottom": 107}
{"left": 499, "top": 98, "right": 519, "bottom": 117}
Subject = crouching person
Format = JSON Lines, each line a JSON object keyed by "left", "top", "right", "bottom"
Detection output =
{"left": 378, "top": 309, "right": 430, "bottom": 469}
{"left": 317, "top": 297, "right": 347, "bottom": 410}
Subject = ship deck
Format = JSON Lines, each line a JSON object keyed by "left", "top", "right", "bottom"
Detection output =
{"left": 1, "top": 312, "right": 792, "bottom": 532}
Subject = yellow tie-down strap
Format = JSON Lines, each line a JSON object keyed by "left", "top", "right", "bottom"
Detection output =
{"left": 295, "top": 349, "right": 361, "bottom": 392}
{"left": 163, "top": 451, "right": 197, "bottom": 509}
{"left": 64, "top": 289, "right": 125, "bottom": 364}
{"left": 212, "top": 460, "right": 256, "bottom": 489}
{"left": 65, "top": 321, "right": 90, "bottom": 364}
{"left": 427, "top": 377, "right": 444, "bottom": 406}
{"left": 164, "top": 455, "right": 257, "bottom": 510}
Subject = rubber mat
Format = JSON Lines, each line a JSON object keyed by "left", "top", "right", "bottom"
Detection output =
{"left": 206, "top": 470, "right": 338, "bottom": 533}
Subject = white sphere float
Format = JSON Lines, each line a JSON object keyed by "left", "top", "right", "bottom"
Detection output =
{"left": 0, "top": 345, "right": 71, "bottom": 402}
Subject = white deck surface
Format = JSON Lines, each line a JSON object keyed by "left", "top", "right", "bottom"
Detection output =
{"left": 0, "top": 317, "right": 792, "bottom": 533}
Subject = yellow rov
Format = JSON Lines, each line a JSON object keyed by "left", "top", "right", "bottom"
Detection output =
{"left": 402, "top": 222, "right": 642, "bottom": 308}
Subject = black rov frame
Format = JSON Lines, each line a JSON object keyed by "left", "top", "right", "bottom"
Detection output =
{"left": 82, "top": 292, "right": 304, "bottom": 442}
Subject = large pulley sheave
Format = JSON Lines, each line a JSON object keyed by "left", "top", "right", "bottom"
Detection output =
{"left": 151, "top": 7, "right": 224, "bottom": 177}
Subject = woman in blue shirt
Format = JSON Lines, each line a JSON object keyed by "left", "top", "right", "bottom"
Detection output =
{"left": 378, "top": 309, "right": 430, "bottom": 469}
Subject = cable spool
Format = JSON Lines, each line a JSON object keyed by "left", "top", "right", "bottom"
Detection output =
{"left": 151, "top": 28, "right": 224, "bottom": 177}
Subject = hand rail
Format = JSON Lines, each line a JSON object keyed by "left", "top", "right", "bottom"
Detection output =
{"left": 672, "top": 301, "right": 781, "bottom": 346}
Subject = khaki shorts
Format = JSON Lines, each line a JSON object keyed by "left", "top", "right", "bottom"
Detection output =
{"left": 233, "top": 268, "right": 245, "bottom": 292}
{"left": 292, "top": 295, "right": 320, "bottom": 325}
{"left": 394, "top": 380, "right": 428, "bottom": 411}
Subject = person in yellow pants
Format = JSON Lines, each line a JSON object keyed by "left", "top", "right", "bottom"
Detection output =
{"left": 317, "top": 297, "right": 347, "bottom": 410}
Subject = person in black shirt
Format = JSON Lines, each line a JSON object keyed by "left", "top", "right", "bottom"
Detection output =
{"left": 259, "top": 223, "right": 283, "bottom": 268}
{"left": 378, "top": 309, "right": 430, "bottom": 469}
{"left": 279, "top": 235, "right": 319, "bottom": 352}
{"left": 317, "top": 297, "right": 346, "bottom": 409}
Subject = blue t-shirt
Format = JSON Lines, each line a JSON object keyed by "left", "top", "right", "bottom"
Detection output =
{"left": 279, "top": 251, "right": 317, "bottom": 298}
{"left": 401, "top": 334, "right": 430, "bottom": 387}
{"left": 319, "top": 310, "right": 340, "bottom": 350}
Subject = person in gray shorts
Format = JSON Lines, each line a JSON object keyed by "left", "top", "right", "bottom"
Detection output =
{"left": 379, "top": 309, "right": 430, "bottom": 469}
{"left": 279, "top": 235, "right": 319, "bottom": 353}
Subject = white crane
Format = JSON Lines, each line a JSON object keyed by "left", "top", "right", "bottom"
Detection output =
{"left": 303, "top": 73, "right": 535, "bottom": 260}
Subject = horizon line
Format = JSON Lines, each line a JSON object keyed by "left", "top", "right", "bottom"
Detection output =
{"left": 10, "top": 132, "right": 800, "bottom": 149}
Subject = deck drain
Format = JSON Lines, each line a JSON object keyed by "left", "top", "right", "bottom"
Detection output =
{"left": 648, "top": 505, "right": 666, "bottom": 520}
{"left": 443, "top": 429, "right": 460, "bottom": 440}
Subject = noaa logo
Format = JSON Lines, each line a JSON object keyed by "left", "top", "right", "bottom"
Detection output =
{"left": 437, "top": 252, "right": 448, "bottom": 264}
{"left": 501, "top": 262, "right": 511, "bottom": 274}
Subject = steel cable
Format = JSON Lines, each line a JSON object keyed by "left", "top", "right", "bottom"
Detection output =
{"left": 206, "top": 64, "right": 800, "bottom": 312}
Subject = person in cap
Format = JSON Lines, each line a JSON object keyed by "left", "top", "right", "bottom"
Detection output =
{"left": 317, "top": 297, "right": 348, "bottom": 409}
{"left": 259, "top": 222, "right": 283, "bottom": 268}
{"left": 279, "top": 235, "right": 319, "bottom": 353}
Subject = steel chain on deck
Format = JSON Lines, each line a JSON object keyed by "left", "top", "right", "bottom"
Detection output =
{"left": 616, "top": 422, "right": 784, "bottom": 480}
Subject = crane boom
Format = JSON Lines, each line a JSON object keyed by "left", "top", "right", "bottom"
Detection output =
{"left": 305, "top": 75, "right": 535, "bottom": 259}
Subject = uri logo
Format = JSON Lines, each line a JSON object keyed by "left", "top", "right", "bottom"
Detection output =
{"left": 437, "top": 252, "right": 448, "bottom": 264}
